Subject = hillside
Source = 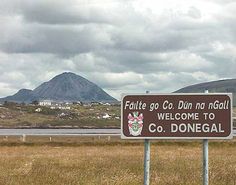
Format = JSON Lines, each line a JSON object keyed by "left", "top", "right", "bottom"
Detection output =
{"left": 0, "top": 72, "right": 116, "bottom": 103}
{"left": 175, "top": 79, "right": 236, "bottom": 106}
{"left": 1, "top": 89, "right": 36, "bottom": 103}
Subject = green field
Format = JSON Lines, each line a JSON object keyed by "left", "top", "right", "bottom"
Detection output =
{"left": 0, "top": 104, "right": 235, "bottom": 128}
{"left": 0, "top": 138, "right": 236, "bottom": 185}
{"left": 0, "top": 104, "right": 120, "bottom": 128}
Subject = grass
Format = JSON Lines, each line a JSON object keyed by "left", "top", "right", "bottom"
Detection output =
{"left": 0, "top": 139, "right": 235, "bottom": 185}
{"left": 0, "top": 104, "right": 120, "bottom": 128}
{"left": 0, "top": 105, "right": 235, "bottom": 128}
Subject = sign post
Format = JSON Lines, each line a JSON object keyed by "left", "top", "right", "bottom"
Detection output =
{"left": 203, "top": 90, "right": 209, "bottom": 185}
{"left": 121, "top": 93, "right": 233, "bottom": 184}
{"left": 144, "top": 139, "right": 150, "bottom": 185}
{"left": 203, "top": 139, "right": 208, "bottom": 185}
{"left": 143, "top": 91, "right": 150, "bottom": 185}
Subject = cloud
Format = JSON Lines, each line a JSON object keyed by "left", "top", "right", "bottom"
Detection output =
{"left": 0, "top": 0, "right": 236, "bottom": 100}
{"left": 1, "top": 22, "right": 114, "bottom": 54}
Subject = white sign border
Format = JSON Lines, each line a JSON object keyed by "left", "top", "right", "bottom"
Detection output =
{"left": 121, "top": 93, "right": 233, "bottom": 140}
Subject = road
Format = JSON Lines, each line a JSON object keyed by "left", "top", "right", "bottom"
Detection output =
{"left": 0, "top": 128, "right": 235, "bottom": 136}
{"left": 0, "top": 129, "right": 120, "bottom": 136}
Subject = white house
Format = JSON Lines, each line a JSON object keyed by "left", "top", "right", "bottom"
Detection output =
{"left": 102, "top": 113, "right": 111, "bottom": 119}
{"left": 39, "top": 100, "right": 52, "bottom": 106}
{"left": 50, "top": 105, "right": 71, "bottom": 110}
{"left": 35, "top": 108, "right": 42, "bottom": 112}
{"left": 59, "top": 106, "right": 71, "bottom": 110}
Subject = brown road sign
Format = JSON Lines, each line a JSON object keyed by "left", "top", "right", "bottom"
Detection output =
{"left": 121, "top": 93, "right": 233, "bottom": 139}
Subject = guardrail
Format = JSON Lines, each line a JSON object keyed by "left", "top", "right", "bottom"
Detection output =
{"left": 1, "top": 133, "right": 121, "bottom": 142}
{"left": 0, "top": 133, "right": 120, "bottom": 136}
{"left": 0, "top": 127, "right": 236, "bottom": 142}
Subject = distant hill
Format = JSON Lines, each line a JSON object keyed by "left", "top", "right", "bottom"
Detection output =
{"left": 1, "top": 89, "right": 36, "bottom": 103}
{"left": 0, "top": 72, "right": 117, "bottom": 103}
{"left": 175, "top": 79, "right": 236, "bottom": 106}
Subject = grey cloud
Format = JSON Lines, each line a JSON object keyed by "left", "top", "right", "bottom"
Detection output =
{"left": 0, "top": 0, "right": 236, "bottom": 100}
{"left": 21, "top": 1, "right": 111, "bottom": 24}
{"left": 1, "top": 0, "right": 232, "bottom": 56}
{"left": 94, "top": 49, "right": 214, "bottom": 74}
{"left": 187, "top": 7, "right": 202, "bottom": 19}
{"left": 2, "top": 0, "right": 136, "bottom": 25}
{"left": 208, "top": 0, "right": 235, "bottom": 4}
{"left": 1, "top": 23, "right": 113, "bottom": 55}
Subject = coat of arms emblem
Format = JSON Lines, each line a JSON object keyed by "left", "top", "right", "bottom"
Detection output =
{"left": 128, "top": 112, "right": 144, "bottom": 136}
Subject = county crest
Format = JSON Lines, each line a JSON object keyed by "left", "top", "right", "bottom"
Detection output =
{"left": 128, "top": 112, "right": 144, "bottom": 136}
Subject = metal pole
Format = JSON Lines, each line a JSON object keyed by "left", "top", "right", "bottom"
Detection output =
{"left": 203, "top": 89, "right": 209, "bottom": 185}
{"left": 144, "top": 139, "right": 150, "bottom": 185}
{"left": 144, "top": 90, "right": 150, "bottom": 185}
{"left": 203, "top": 139, "right": 209, "bottom": 185}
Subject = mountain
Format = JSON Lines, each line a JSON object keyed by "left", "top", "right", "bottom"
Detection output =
{"left": 1, "top": 89, "right": 36, "bottom": 103}
{"left": 175, "top": 79, "right": 236, "bottom": 106}
{"left": 0, "top": 72, "right": 117, "bottom": 103}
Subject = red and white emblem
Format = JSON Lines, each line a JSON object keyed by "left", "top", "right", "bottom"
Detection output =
{"left": 128, "top": 112, "right": 144, "bottom": 136}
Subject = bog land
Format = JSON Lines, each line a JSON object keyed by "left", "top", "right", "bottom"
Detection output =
{"left": 0, "top": 103, "right": 235, "bottom": 129}
{"left": 0, "top": 138, "right": 236, "bottom": 185}
{"left": 0, "top": 102, "right": 120, "bottom": 128}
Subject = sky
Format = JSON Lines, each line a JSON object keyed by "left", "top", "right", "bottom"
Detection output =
{"left": 0, "top": 0, "right": 236, "bottom": 100}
